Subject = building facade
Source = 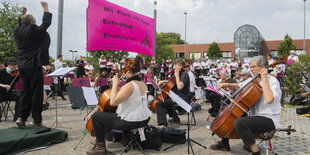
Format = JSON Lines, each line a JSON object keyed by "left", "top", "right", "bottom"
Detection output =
{"left": 171, "top": 24, "right": 310, "bottom": 62}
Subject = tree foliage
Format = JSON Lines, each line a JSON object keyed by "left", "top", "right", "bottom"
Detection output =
{"left": 0, "top": 2, "right": 20, "bottom": 63}
{"left": 207, "top": 42, "right": 222, "bottom": 59}
{"left": 88, "top": 50, "right": 128, "bottom": 62}
{"left": 277, "top": 34, "right": 296, "bottom": 56}
{"left": 161, "top": 32, "right": 186, "bottom": 44}
{"left": 285, "top": 55, "right": 310, "bottom": 96}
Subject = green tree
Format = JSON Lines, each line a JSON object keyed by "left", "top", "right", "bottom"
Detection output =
{"left": 88, "top": 50, "right": 128, "bottom": 62}
{"left": 0, "top": 2, "right": 20, "bottom": 63}
{"left": 285, "top": 55, "right": 310, "bottom": 96}
{"left": 161, "top": 32, "right": 186, "bottom": 44}
{"left": 207, "top": 42, "right": 222, "bottom": 59}
{"left": 277, "top": 34, "right": 296, "bottom": 56}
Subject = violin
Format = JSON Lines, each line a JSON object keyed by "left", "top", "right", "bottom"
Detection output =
{"left": 210, "top": 56, "right": 288, "bottom": 139}
{"left": 10, "top": 70, "right": 19, "bottom": 77}
{"left": 85, "top": 59, "right": 134, "bottom": 136}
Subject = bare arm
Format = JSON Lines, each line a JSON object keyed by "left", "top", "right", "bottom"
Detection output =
{"left": 260, "top": 69, "right": 274, "bottom": 104}
{"left": 109, "top": 76, "right": 133, "bottom": 106}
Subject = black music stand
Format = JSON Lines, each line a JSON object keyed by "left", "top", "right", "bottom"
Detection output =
{"left": 163, "top": 90, "right": 207, "bottom": 154}
{"left": 48, "top": 67, "right": 76, "bottom": 128}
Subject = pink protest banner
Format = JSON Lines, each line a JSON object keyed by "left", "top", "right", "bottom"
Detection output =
{"left": 87, "top": 0, "right": 155, "bottom": 56}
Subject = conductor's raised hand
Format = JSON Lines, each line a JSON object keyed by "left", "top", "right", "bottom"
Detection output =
{"left": 21, "top": 7, "right": 27, "bottom": 15}
{"left": 40, "top": 1, "right": 49, "bottom": 12}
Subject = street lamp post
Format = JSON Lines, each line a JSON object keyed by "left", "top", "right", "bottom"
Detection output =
{"left": 184, "top": 12, "right": 187, "bottom": 58}
{"left": 304, "top": 0, "right": 307, "bottom": 53}
{"left": 68, "top": 50, "right": 78, "bottom": 61}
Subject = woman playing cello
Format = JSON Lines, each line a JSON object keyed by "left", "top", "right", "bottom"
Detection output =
{"left": 86, "top": 56, "right": 151, "bottom": 155}
{"left": 210, "top": 56, "right": 282, "bottom": 155}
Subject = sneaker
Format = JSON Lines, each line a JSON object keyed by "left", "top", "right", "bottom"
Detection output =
{"left": 16, "top": 117, "right": 27, "bottom": 129}
{"left": 210, "top": 141, "right": 231, "bottom": 151}
{"left": 33, "top": 122, "right": 48, "bottom": 128}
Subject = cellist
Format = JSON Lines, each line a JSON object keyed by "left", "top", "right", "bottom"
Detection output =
{"left": 210, "top": 56, "right": 282, "bottom": 155}
{"left": 156, "top": 58, "right": 191, "bottom": 127}
{"left": 86, "top": 56, "right": 151, "bottom": 155}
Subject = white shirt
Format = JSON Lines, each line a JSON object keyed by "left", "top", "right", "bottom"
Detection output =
{"left": 107, "top": 62, "right": 114, "bottom": 68}
{"left": 188, "top": 71, "right": 196, "bottom": 93}
{"left": 200, "top": 61, "right": 209, "bottom": 69}
{"left": 206, "top": 60, "right": 211, "bottom": 68}
{"left": 84, "top": 65, "right": 94, "bottom": 75}
{"left": 193, "top": 62, "right": 202, "bottom": 70}
{"left": 116, "top": 82, "right": 152, "bottom": 122}
{"left": 99, "top": 59, "right": 107, "bottom": 68}
{"left": 54, "top": 59, "right": 63, "bottom": 70}
{"left": 229, "top": 61, "right": 238, "bottom": 71}
{"left": 239, "top": 75, "right": 282, "bottom": 129}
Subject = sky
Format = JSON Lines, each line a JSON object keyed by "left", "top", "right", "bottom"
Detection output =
{"left": 1, "top": 0, "right": 309, "bottom": 60}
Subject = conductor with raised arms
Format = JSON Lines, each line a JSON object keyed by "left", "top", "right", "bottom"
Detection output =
{"left": 14, "top": 1, "right": 52, "bottom": 129}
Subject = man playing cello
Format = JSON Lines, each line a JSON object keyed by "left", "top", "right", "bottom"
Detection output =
{"left": 210, "top": 56, "right": 282, "bottom": 155}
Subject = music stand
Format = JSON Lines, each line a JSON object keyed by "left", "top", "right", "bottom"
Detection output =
{"left": 163, "top": 90, "right": 207, "bottom": 154}
{"left": 72, "top": 77, "right": 90, "bottom": 87}
{"left": 48, "top": 67, "right": 77, "bottom": 128}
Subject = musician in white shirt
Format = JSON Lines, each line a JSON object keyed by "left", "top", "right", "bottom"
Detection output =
{"left": 99, "top": 55, "right": 107, "bottom": 74}
{"left": 211, "top": 55, "right": 281, "bottom": 155}
{"left": 229, "top": 57, "right": 238, "bottom": 78}
{"left": 200, "top": 59, "right": 209, "bottom": 76}
{"left": 84, "top": 61, "right": 94, "bottom": 75}
{"left": 193, "top": 59, "right": 202, "bottom": 76}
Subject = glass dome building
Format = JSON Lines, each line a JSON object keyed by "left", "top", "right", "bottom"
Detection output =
{"left": 234, "top": 24, "right": 265, "bottom": 59}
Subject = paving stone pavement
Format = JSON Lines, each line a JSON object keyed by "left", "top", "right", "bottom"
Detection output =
{"left": 272, "top": 105, "right": 310, "bottom": 155}
{"left": 0, "top": 95, "right": 309, "bottom": 155}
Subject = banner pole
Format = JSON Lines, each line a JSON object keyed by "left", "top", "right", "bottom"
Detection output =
{"left": 153, "top": 1, "right": 157, "bottom": 58}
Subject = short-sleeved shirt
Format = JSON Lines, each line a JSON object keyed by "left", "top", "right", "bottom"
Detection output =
{"left": 174, "top": 70, "right": 191, "bottom": 103}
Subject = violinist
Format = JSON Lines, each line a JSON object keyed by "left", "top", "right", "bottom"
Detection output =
{"left": 206, "top": 70, "right": 228, "bottom": 117}
{"left": 210, "top": 56, "right": 282, "bottom": 155}
{"left": 86, "top": 56, "right": 151, "bottom": 155}
{"left": 156, "top": 58, "right": 191, "bottom": 127}
{"left": 0, "top": 59, "right": 21, "bottom": 121}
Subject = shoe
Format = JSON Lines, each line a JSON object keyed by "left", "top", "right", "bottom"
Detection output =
{"left": 16, "top": 117, "right": 27, "bottom": 129}
{"left": 33, "top": 122, "right": 48, "bottom": 128}
{"left": 168, "top": 117, "right": 180, "bottom": 123}
{"left": 210, "top": 141, "right": 231, "bottom": 151}
{"left": 86, "top": 141, "right": 108, "bottom": 155}
{"left": 243, "top": 144, "right": 251, "bottom": 152}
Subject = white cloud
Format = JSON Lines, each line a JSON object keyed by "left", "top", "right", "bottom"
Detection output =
{"left": 1, "top": 0, "right": 309, "bottom": 60}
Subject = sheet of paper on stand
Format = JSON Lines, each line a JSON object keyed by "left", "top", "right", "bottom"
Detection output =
{"left": 169, "top": 90, "right": 192, "bottom": 113}
{"left": 82, "top": 87, "right": 98, "bottom": 106}
{"left": 48, "top": 67, "right": 77, "bottom": 77}
{"left": 195, "top": 87, "right": 202, "bottom": 99}
{"left": 207, "top": 85, "right": 224, "bottom": 97}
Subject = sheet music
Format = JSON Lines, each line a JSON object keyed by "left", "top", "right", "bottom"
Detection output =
{"left": 300, "top": 84, "right": 310, "bottom": 92}
{"left": 169, "top": 90, "right": 192, "bottom": 113}
{"left": 195, "top": 87, "right": 202, "bottom": 99}
{"left": 48, "top": 67, "right": 77, "bottom": 77}
{"left": 82, "top": 87, "right": 98, "bottom": 105}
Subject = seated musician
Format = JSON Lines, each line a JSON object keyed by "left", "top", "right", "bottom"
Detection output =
{"left": 144, "top": 67, "right": 155, "bottom": 97}
{"left": 95, "top": 71, "right": 110, "bottom": 94}
{"left": 156, "top": 58, "right": 191, "bottom": 126}
{"left": 206, "top": 70, "right": 229, "bottom": 117}
{"left": 210, "top": 56, "right": 282, "bottom": 155}
{"left": 0, "top": 59, "right": 21, "bottom": 121}
{"left": 86, "top": 56, "right": 151, "bottom": 155}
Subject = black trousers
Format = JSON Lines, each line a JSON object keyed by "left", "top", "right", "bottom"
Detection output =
{"left": 92, "top": 112, "right": 150, "bottom": 143}
{"left": 18, "top": 68, "right": 43, "bottom": 123}
{"left": 160, "top": 73, "right": 165, "bottom": 81}
{"left": 146, "top": 84, "right": 155, "bottom": 97}
{"left": 156, "top": 98, "right": 178, "bottom": 125}
{"left": 231, "top": 70, "right": 236, "bottom": 78}
{"left": 221, "top": 116, "right": 275, "bottom": 147}
{"left": 194, "top": 69, "right": 201, "bottom": 76}
{"left": 202, "top": 69, "right": 209, "bottom": 76}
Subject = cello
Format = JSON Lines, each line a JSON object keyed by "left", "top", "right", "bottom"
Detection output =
{"left": 210, "top": 56, "right": 287, "bottom": 139}
{"left": 149, "top": 61, "right": 191, "bottom": 113}
{"left": 85, "top": 59, "right": 134, "bottom": 136}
